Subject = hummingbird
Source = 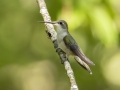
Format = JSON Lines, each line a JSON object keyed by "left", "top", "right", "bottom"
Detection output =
{"left": 39, "top": 20, "right": 95, "bottom": 74}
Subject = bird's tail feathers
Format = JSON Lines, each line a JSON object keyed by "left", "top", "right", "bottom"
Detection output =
{"left": 74, "top": 56, "right": 92, "bottom": 74}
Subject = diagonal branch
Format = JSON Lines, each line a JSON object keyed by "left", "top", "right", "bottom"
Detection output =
{"left": 36, "top": 0, "right": 78, "bottom": 90}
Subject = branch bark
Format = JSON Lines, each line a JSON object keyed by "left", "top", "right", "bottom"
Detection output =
{"left": 37, "top": 0, "right": 78, "bottom": 90}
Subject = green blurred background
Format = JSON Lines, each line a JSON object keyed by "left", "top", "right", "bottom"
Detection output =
{"left": 0, "top": 0, "right": 120, "bottom": 90}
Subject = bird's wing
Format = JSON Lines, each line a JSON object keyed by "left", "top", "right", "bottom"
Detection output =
{"left": 63, "top": 35, "right": 95, "bottom": 66}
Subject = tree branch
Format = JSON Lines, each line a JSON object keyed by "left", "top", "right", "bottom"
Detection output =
{"left": 37, "top": 0, "right": 78, "bottom": 90}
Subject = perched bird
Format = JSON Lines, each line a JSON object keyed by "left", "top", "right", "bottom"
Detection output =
{"left": 39, "top": 20, "right": 95, "bottom": 74}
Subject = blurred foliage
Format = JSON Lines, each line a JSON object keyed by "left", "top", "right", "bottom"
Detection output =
{"left": 0, "top": 0, "right": 120, "bottom": 90}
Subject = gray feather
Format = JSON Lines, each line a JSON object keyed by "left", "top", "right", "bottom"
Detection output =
{"left": 63, "top": 35, "right": 95, "bottom": 66}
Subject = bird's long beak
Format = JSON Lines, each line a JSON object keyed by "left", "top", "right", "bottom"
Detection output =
{"left": 38, "top": 21, "right": 57, "bottom": 24}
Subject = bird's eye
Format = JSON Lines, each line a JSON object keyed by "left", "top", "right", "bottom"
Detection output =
{"left": 59, "top": 22, "right": 63, "bottom": 25}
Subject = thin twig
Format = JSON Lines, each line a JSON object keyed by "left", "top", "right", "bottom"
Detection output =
{"left": 37, "top": 0, "right": 78, "bottom": 90}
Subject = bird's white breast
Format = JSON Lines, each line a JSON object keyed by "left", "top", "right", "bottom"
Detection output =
{"left": 57, "top": 31, "right": 72, "bottom": 56}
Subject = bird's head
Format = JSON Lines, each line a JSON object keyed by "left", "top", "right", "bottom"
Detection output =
{"left": 39, "top": 20, "right": 68, "bottom": 33}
